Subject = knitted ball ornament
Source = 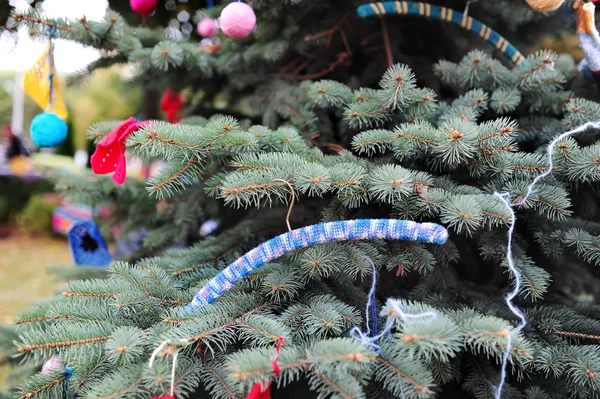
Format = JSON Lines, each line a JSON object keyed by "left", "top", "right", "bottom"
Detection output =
{"left": 198, "top": 17, "right": 219, "bottom": 37}
{"left": 524, "top": 0, "right": 564, "bottom": 12}
{"left": 130, "top": 0, "right": 157, "bottom": 16}
{"left": 30, "top": 112, "right": 67, "bottom": 148}
{"left": 41, "top": 356, "right": 61, "bottom": 376}
{"left": 220, "top": 2, "right": 256, "bottom": 38}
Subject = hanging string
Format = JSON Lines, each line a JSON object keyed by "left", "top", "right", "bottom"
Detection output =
{"left": 61, "top": 365, "right": 73, "bottom": 399}
{"left": 170, "top": 350, "right": 178, "bottom": 398}
{"left": 462, "top": 0, "right": 479, "bottom": 19}
{"left": 272, "top": 179, "right": 295, "bottom": 232}
{"left": 493, "top": 119, "right": 600, "bottom": 399}
{"left": 207, "top": 0, "right": 214, "bottom": 7}
{"left": 46, "top": 25, "right": 57, "bottom": 111}
{"left": 271, "top": 337, "right": 284, "bottom": 376}
{"left": 349, "top": 259, "right": 438, "bottom": 354}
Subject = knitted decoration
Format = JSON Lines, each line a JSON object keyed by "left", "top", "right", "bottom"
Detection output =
{"left": 130, "top": 0, "right": 157, "bottom": 16}
{"left": 356, "top": 1, "right": 529, "bottom": 67}
{"left": 219, "top": 2, "right": 257, "bottom": 38}
{"left": 160, "top": 89, "right": 185, "bottom": 123}
{"left": 197, "top": 17, "right": 219, "bottom": 37}
{"left": 183, "top": 219, "right": 448, "bottom": 313}
{"left": 41, "top": 355, "right": 61, "bottom": 376}
{"left": 67, "top": 220, "right": 111, "bottom": 267}
{"left": 24, "top": 30, "right": 69, "bottom": 148}
{"left": 23, "top": 41, "right": 68, "bottom": 120}
{"left": 576, "top": 2, "right": 600, "bottom": 87}
{"left": 525, "top": 0, "right": 564, "bottom": 12}
{"left": 30, "top": 112, "right": 68, "bottom": 148}
{"left": 246, "top": 337, "right": 284, "bottom": 399}
{"left": 90, "top": 117, "right": 148, "bottom": 184}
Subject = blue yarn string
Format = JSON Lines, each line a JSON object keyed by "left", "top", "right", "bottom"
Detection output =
{"left": 62, "top": 365, "right": 73, "bottom": 399}
{"left": 493, "top": 120, "right": 600, "bottom": 399}
{"left": 370, "top": 282, "right": 378, "bottom": 337}
{"left": 363, "top": 258, "right": 379, "bottom": 338}
{"left": 349, "top": 259, "right": 438, "bottom": 354}
{"left": 207, "top": 0, "right": 214, "bottom": 7}
{"left": 46, "top": 25, "right": 57, "bottom": 108}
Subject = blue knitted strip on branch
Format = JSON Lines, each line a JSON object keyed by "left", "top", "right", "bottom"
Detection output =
{"left": 356, "top": 1, "right": 529, "bottom": 67}
{"left": 182, "top": 219, "right": 448, "bottom": 313}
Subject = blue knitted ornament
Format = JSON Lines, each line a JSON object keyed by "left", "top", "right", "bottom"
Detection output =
{"left": 30, "top": 112, "right": 67, "bottom": 148}
{"left": 67, "top": 220, "right": 111, "bottom": 267}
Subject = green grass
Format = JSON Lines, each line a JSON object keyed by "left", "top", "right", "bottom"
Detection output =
{"left": 0, "top": 228, "right": 75, "bottom": 390}
{"left": 0, "top": 229, "right": 73, "bottom": 323}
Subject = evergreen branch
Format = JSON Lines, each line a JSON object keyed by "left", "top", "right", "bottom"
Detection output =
{"left": 553, "top": 331, "right": 600, "bottom": 341}
{"left": 19, "top": 375, "right": 66, "bottom": 399}
{"left": 14, "top": 317, "right": 48, "bottom": 325}
{"left": 150, "top": 156, "right": 200, "bottom": 193}
{"left": 13, "top": 14, "right": 73, "bottom": 32}
{"left": 311, "top": 369, "right": 354, "bottom": 399}
{"left": 98, "top": 380, "right": 144, "bottom": 399}
{"left": 17, "top": 336, "right": 110, "bottom": 353}
{"left": 377, "top": 358, "right": 429, "bottom": 394}
{"left": 63, "top": 292, "right": 117, "bottom": 298}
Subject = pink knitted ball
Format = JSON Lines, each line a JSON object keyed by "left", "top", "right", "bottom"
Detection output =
{"left": 197, "top": 18, "right": 219, "bottom": 38}
{"left": 130, "top": 0, "right": 157, "bottom": 16}
{"left": 41, "top": 356, "right": 61, "bottom": 376}
{"left": 219, "top": 2, "right": 256, "bottom": 38}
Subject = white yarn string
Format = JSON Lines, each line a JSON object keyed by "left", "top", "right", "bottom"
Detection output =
{"left": 493, "top": 120, "right": 600, "bottom": 398}
{"left": 149, "top": 340, "right": 170, "bottom": 368}
{"left": 350, "top": 259, "right": 439, "bottom": 354}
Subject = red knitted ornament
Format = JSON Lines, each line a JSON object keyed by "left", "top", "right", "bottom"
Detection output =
{"left": 247, "top": 383, "right": 270, "bottom": 399}
{"left": 245, "top": 337, "right": 284, "bottom": 399}
{"left": 160, "top": 89, "right": 185, "bottom": 123}
{"left": 90, "top": 117, "right": 148, "bottom": 184}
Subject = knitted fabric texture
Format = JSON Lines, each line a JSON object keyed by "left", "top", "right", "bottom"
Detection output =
{"left": 23, "top": 41, "right": 68, "bottom": 120}
{"left": 183, "top": 219, "right": 448, "bottom": 313}
{"left": 90, "top": 117, "right": 148, "bottom": 184}
{"left": 357, "top": 1, "right": 529, "bottom": 67}
{"left": 577, "top": 2, "right": 600, "bottom": 73}
{"left": 67, "top": 220, "right": 111, "bottom": 267}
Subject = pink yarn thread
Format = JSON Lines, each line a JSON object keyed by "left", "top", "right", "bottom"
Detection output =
{"left": 219, "top": 2, "right": 256, "bottom": 38}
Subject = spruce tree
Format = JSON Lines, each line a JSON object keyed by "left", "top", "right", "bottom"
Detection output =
{"left": 3, "top": 1, "right": 600, "bottom": 398}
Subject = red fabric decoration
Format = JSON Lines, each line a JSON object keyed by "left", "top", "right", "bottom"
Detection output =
{"left": 246, "top": 337, "right": 284, "bottom": 399}
{"left": 90, "top": 117, "right": 148, "bottom": 184}
{"left": 160, "top": 89, "right": 184, "bottom": 123}
{"left": 246, "top": 383, "right": 270, "bottom": 399}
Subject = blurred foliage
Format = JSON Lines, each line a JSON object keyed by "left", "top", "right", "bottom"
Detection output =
{"left": 63, "top": 66, "right": 142, "bottom": 150}
{"left": 15, "top": 194, "right": 56, "bottom": 236}
{"left": 0, "top": 177, "right": 53, "bottom": 223}
{"left": 0, "top": 66, "right": 141, "bottom": 152}
{"left": 538, "top": 34, "right": 584, "bottom": 62}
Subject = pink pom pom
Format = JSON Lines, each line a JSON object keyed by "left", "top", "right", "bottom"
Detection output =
{"left": 197, "top": 18, "right": 219, "bottom": 38}
{"left": 130, "top": 0, "right": 157, "bottom": 16}
{"left": 41, "top": 356, "right": 61, "bottom": 376}
{"left": 219, "top": 2, "right": 256, "bottom": 38}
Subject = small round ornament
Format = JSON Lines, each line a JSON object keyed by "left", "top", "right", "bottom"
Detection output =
{"left": 30, "top": 112, "right": 68, "bottom": 148}
{"left": 524, "top": 0, "right": 564, "bottom": 12}
{"left": 130, "top": 0, "right": 157, "bottom": 16}
{"left": 197, "top": 17, "right": 219, "bottom": 37}
{"left": 41, "top": 355, "right": 61, "bottom": 376}
{"left": 219, "top": 2, "right": 256, "bottom": 38}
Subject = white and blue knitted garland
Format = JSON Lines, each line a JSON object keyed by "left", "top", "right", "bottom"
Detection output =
{"left": 182, "top": 219, "right": 448, "bottom": 313}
